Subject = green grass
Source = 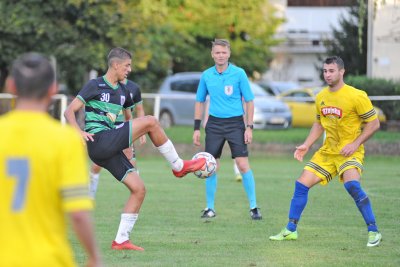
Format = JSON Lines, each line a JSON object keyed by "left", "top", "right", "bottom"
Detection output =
{"left": 165, "top": 126, "right": 400, "bottom": 144}
{"left": 71, "top": 155, "right": 400, "bottom": 267}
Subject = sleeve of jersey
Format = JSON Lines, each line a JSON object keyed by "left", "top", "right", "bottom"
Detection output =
{"left": 315, "top": 95, "right": 321, "bottom": 122}
{"left": 133, "top": 85, "right": 143, "bottom": 104}
{"left": 356, "top": 91, "right": 377, "bottom": 122}
{"left": 77, "top": 80, "right": 96, "bottom": 104}
{"left": 123, "top": 89, "right": 135, "bottom": 109}
{"left": 239, "top": 70, "right": 254, "bottom": 102}
{"left": 196, "top": 75, "right": 208, "bottom": 102}
{"left": 59, "top": 128, "right": 93, "bottom": 212}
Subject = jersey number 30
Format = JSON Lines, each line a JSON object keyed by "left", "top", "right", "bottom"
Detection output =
{"left": 7, "top": 158, "right": 29, "bottom": 212}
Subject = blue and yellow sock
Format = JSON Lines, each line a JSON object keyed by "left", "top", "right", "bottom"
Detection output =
{"left": 287, "top": 181, "right": 309, "bottom": 231}
{"left": 344, "top": 180, "right": 378, "bottom": 232}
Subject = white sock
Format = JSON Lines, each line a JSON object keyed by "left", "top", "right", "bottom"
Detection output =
{"left": 233, "top": 162, "right": 240, "bottom": 176}
{"left": 115, "top": 213, "right": 138, "bottom": 244}
{"left": 89, "top": 172, "right": 100, "bottom": 199}
{"left": 156, "top": 139, "right": 183, "bottom": 171}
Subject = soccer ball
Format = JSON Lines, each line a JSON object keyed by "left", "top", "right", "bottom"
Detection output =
{"left": 192, "top": 152, "right": 217, "bottom": 179}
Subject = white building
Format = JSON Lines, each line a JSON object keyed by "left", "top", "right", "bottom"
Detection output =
{"left": 265, "top": 0, "right": 351, "bottom": 86}
{"left": 369, "top": 0, "right": 400, "bottom": 81}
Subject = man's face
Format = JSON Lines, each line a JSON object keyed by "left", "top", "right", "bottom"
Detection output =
{"left": 323, "top": 63, "right": 344, "bottom": 87}
{"left": 211, "top": 45, "right": 230, "bottom": 66}
{"left": 115, "top": 59, "right": 132, "bottom": 81}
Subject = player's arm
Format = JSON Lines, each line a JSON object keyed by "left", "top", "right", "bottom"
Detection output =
{"left": 340, "top": 118, "right": 380, "bottom": 157}
{"left": 202, "top": 100, "right": 209, "bottom": 128}
{"left": 294, "top": 122, "right": 324, "bottom": 162}
{"left": 123, "top": 108, "right": 133, "bottom": 121}
{"left": 193, "top": 101, "right": 204, "bottom": 146}
{"left": 64, "top": 98, "right": 94, "bottom": 141}
{"left": 135, "top": 102, "right": 145, "bottom": 118}
{"left": 244, "top": 100, "right": 254, "bottom": 144}
{"left": 69, "top": 211, "right": 102, "bottom": 267}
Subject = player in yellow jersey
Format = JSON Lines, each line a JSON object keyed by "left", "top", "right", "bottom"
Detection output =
{"left": 269, "top": 56, "right": 382, "bottom": 247}
{"left": 0, "top": 53, "right": 102, "bottom": 266}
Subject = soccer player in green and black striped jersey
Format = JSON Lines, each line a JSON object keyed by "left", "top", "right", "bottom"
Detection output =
{"left": 64, "top": 47, "right": 205, "bottom": 250}
{"left": 89, "top": 78, "right": 146, "bottom": 199}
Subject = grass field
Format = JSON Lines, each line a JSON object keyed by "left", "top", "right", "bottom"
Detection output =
{"left": 164, "top": 126, "right": 400, "bottom": 144}
{"left": 70, "top": 155, "right": 400, "bottom": 267}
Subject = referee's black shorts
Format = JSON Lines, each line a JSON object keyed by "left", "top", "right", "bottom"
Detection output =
{"left": 205, "top": 115, "right": 249, "bottom": 159}
{"left": 86, "top": 122, "right": 135, "bottom": 181}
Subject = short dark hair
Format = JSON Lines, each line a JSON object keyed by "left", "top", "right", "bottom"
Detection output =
{"left": 10, "top": 53, "right": 55, "bottom": 99}
{"left": 324, "top": 56, "right": 345, "bottom": 69}
{"left": 212, "top": 39, "right": 230, "bottom": 49}
{"left": 107, "top": 47, "right": 132, "bottom": 67}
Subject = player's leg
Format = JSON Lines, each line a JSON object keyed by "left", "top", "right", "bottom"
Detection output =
{"left": 100, "top": 153, "right": 145, "bottom": 250}
{"left": 226, "top": 117, "right": 261, "bottom": 220}
{"left": 201, "top": 158, "right": 220, "bottom": 218}
{"left": 234, "top": 156, "right": 261, "bottom": 220}
{"left": 89, "top": 163, "right": 102, "bottom": 199}
{"left": 123, "top": 145, "right": 138, "bottom": 172}
{"left": 233, "top": 159, "right": 242, "bottom": 182}
{"left": 341, "top": 166, "right": 382, "bottom": 247}
{"left": 131, "top": 146, "right": 137, "bottom": 170}
{"left": 269, "top": 170, "right": 320, "bottom": 240}
{"left": 111, "top": 171, "right": 145, "bottom": 251}
{"left": 270, "top": 151, "right": 335, "bottom": 240}
{"left": 129, "top": 116, "right": 204, "bottom": 177}
{"left": 202, "top": 116, "right": 225, "bottom": 218}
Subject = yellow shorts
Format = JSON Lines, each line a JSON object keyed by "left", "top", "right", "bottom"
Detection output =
{"left": 304, "top": 150, "right": 364, "bottom": 185}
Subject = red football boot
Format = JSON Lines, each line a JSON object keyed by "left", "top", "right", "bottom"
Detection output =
{"left": 111, "top": 240, "right": 144, "bottom": 251}
{"left": 172, "top": 158, "right": 206, "bottom": 178}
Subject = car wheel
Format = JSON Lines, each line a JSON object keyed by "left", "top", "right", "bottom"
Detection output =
{"left": 159, "top": 110, "right": 174, "bottom": 128}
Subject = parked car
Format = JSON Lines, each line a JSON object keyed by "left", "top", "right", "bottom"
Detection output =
{"left": 257, "top": 81, "right": 301, "bottom": 96}
{"left": 158, "top": 72, "right": 292, "bottom": 129}
{"left": 277, "top": 87, "right": 387, "bottom": 128}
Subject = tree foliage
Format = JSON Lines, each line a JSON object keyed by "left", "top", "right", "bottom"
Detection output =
{"left": 0, "top": 0, "right": 282, "bottom": 94}
{"left": 322, "top": 0, "right": 368, "bottom": 76}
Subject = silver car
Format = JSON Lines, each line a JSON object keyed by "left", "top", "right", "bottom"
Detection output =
{"left": 158, "top": 72, "right": 292, "bottom": 129}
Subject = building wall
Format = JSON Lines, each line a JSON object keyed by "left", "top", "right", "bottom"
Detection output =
{"left": 371, "top": 0, "right": 400, "bottom": 81}
{"left": 265, "top": 2, "right": 350, "bottom": 86}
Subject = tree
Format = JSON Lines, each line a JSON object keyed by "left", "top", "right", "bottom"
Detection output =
{"left": 0, "top": 0, "right": 283, "bottom": 94}
{"left": 322, "top": 0, "right": 368, "bottom": 76}
{"left": 163, "top": 0, "right": 283, "bottom": 77}
{"left": 0, "top": 0, "right": 121, "bottom": 92}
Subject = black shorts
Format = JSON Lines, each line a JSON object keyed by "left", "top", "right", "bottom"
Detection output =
{"left": 86, "top": 122, "right": 135, "bottom": 181}
{"left": 205, "top": 115, "right": 248, "bottom": 159}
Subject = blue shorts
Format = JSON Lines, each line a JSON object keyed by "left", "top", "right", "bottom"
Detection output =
{"left": 205, "top": 115, "right": 248, "bottom": 159}
{"left": 86, "top": 122, "right": 134, "bottom": 181}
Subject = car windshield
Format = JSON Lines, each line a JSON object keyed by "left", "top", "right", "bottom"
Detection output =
{"left": 250, "top": 83, "right": 271, "bottom": 97}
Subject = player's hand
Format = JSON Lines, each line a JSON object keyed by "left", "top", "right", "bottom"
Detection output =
{"left": 81, "top": 131, "right": 94, "bottom": 142}
{"left": 139, "top": 135, "right": 147, "bottom": 145}
{"left": 244, "top": 128, "right": 253, "bottom": 144}
{"left": 193, "top": 130, "right": 201, "bottom": 146}
{"left": 294, "top": 144, "right": 309, "bottom": 162}
{"left": 340, "top": 143, "right": 358, "bottom": 157}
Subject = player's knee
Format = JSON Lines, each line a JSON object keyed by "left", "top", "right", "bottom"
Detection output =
{"left": 130, "top": 183, "right": 146, "bottom": 199}
{"left": 137, "top": 184, "right": 146, "bottom": 198}
{"left": 344, "top": 180, "right": 366, "bottom": 202}
{"left": 144, "top": 115, "right": 160, "bottom": 129}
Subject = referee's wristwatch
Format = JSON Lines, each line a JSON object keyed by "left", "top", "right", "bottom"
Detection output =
{"left": 246, "top": 124, "right": 254, "bottom": 130}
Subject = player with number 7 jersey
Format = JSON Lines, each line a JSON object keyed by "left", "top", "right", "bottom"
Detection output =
{"left": 0, "top": 53, "right": 100, "bottom": 267}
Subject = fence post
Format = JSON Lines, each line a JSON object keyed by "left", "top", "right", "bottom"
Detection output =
{"left": 154, "top": 94, "right": 160, "bottom": 120}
